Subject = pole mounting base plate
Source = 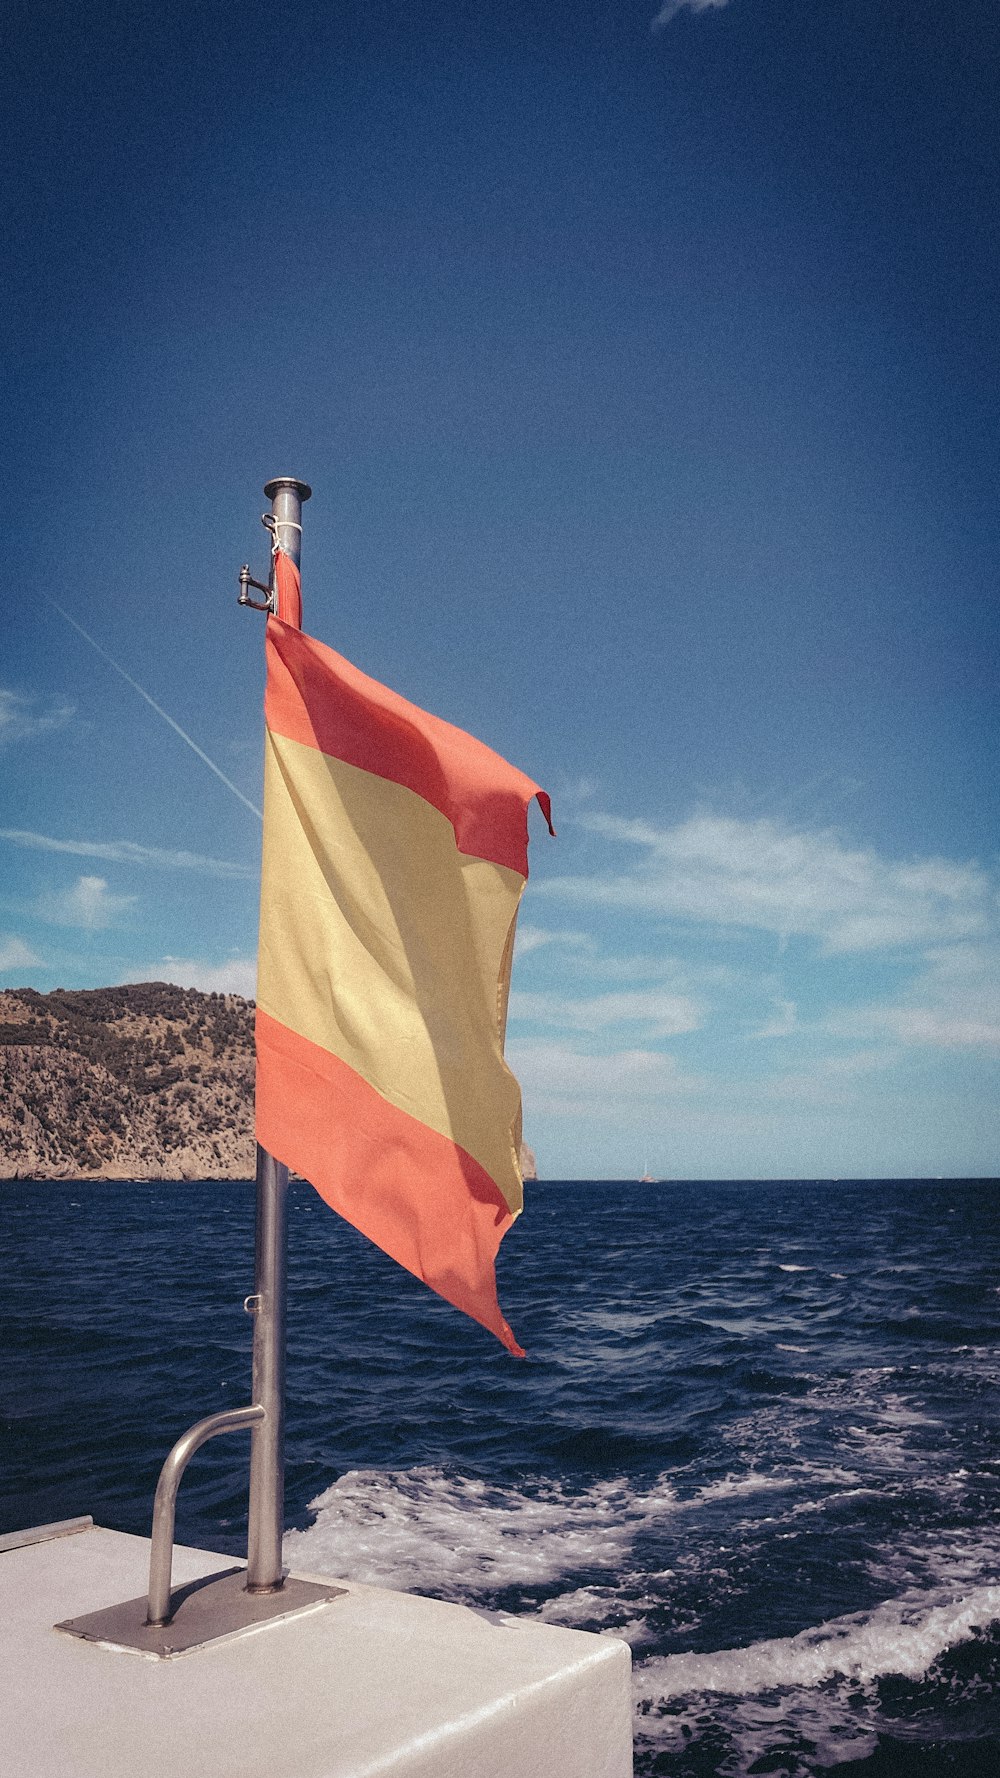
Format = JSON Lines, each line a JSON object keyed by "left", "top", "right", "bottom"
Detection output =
{"left": 55, "top": 1567, "right": 346, "bottom": 1658}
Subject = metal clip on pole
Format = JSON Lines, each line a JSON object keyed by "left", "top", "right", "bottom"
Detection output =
{"left": 238, "top": 502, "right": 309, "bottom": 613}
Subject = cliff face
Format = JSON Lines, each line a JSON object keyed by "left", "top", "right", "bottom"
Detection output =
{"left": 0, "top": 984, "right": 537, "bottom": 1182}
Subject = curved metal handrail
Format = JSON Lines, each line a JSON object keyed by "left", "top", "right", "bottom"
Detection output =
{"left": 146, "top": 1405, "right": 265, "bottom": 1626}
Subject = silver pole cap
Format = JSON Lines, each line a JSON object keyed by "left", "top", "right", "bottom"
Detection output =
{"left": 264, "top": 477, "right": 312, "bottom": 502}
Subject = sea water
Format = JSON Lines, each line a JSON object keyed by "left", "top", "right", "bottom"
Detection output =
{"left": 2, "top": 1178, "right": 998, "bottom": 1775}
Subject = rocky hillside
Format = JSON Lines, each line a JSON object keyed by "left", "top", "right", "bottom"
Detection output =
{"left": 0, "top": 984, "right": 537, "bottom": 1182}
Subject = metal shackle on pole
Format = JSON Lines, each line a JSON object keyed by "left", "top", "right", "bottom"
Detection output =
{"left": 245, "top": 475, "right": 311, "bottom": 1595}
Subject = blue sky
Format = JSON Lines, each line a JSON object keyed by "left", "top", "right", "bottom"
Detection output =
{"left": 4, "top": 0, "right": 998, "bottom": 1177}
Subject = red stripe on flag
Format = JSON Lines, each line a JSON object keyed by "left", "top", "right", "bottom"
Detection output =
{"left": 255, "top": 1007, "right": 525, "bottom": 1355}
{"left": 264, "top": 616, "right": 552, "bottom": 875}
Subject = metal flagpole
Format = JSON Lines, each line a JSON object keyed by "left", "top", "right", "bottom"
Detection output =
{"left": 245, "top": 476, "right": 311, "bottom": 1590}
{"left": 140, "top": 478, "right": 312, "bottom": 1625}
{"left": 58, "top": 479, "right": 348, "bottom": 1652}
{"left": 245, "top": 1147, "right": 288, "bottom": 1592}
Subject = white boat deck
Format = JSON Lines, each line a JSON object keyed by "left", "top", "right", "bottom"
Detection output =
{"left": 0, "top": 1521, "right": 632, "bottom": 1777}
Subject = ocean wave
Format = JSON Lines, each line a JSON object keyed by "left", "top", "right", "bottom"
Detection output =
{"left": 635, "top": 1585, "right": 1000, "bottom": 1705}
{"left": 633, "top": 1580, "right": 1000, "bottom": 1774}
{"left": 532, "top": 1582, "right": 661, "bottom": 1647}
{"left": 688, "top": 1473, "right": 799, "bottom": 1504}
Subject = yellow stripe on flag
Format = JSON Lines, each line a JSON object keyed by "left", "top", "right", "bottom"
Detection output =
{"left": 257, "top": 727, "right": 527, "bottom": 1215}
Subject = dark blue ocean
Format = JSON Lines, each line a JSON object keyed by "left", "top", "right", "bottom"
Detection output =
{"left": 3, "top": 1179, "right": 999, "bottom": 1775}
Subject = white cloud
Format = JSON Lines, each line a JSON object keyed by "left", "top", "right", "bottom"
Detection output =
{"left": 514, "top": 924, "right": 594, "bottom": 958}
{"left": 509, "top": 1038, "right": 705, "bottom": 1116}
{"left": 509, "top": 987, "right": 702, "bottom": 1037}
{"left": 652, "top": 0, "right": 730, "bottom": 33}
{"left": 757, "top": 1048, "right": 905, "bottom": 1106}
{"left": 0, "top": 935, "right": 41, "bottom": 973}
{"left": 882, "top": 1009, "right": 1000, "bottom": 1048}
{"left": 515, "top": 922, "right": 740, "bottom": 993}
{"left": 0, "top": 828, "right": 254, "bottom": 879}
{"left": 753, "top": 999, "right": 798, "bottom": 1039}
{"left": 119, "top": 957, "right": 258, "bottom": 999}
{"left": 564, "top": 948, "right": 739, "bottom": 989}
{"left": 0, "top": 688, "right": 74, "bottom": 747}
{"left": 827, "top": 941, "right": 1000, "bottom": 1051}
{"left": 550, "top": 774, "right": 599, "bottom": 808}
{"left": 36, "top": 875, "right": 136, "bottom": 931}
{"left": 544, "top": 811, "right": 990, "bottom": 954}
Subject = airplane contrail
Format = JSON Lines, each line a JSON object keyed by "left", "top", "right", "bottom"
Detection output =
{"left": 43, "top": 594, "right": 263, "bottom": 822}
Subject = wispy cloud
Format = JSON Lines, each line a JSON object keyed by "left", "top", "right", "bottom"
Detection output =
{"left": 36, "top": 875, "right": 136, "bottom": 931}
{"left": 0, "top": 689, "right": 74, "bottom": 747}
{"left": 544, "top": 812, "right": 990, "bottom": 954}
{"left": 539, "top": 946, "right": 738, "bottom": 989}
{"left": 755, "top": 1047, "right": 907, "bottom": 1107}
{"left": 881, "top": 1009, "right": 1000, "bottom": 1048}
{"left": 0, "top": 935, "right": 42, "bottom": 973}
{"left": 651, "top": 0, "right": 731, "bottom": 34}
{"left": 0, "top": 828, "right": 254, "bottom": 880}
{"left": 118, "top": 957, "right": 257, "bottom": 998}
{"left": 509, "top": 987, "right": 702, "bottom": 1037}
{"left": 514, "top": 924, "right": 594, "bottom": 958}
{"left": 508, "top": 1038, "right": 705, "bottom": 1114}
{"left": 827, "top": 941, "right": 1000, "bottom": 1051}
{"left": 550, "top": 774, "right": 600, "bottom": 809}
{"left": 753, "top": 998, "right": 798, "bottom": 1039}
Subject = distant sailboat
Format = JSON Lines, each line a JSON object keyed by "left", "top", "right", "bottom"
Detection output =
{"left": 639, "top": 1161, "right": 657, "bottom": 1183}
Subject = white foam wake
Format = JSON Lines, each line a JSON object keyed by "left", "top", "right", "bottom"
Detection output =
{"left": 284, "top": 1465, "right": 680, "bottom": 1597}
{"left": 284, "top": 1460, "right": 861, "bottom": 1601}
{"left": 635, "top": 1582, "right": 1000, "bottom": 1703}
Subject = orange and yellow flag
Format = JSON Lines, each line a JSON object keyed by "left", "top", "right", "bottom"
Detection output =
{"left": 255, "top": 552, "right": 551, "bottom": 1355}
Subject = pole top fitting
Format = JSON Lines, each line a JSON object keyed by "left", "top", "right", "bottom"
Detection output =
{"left": 264, "top": 477, "right": 312, "bottom": 502}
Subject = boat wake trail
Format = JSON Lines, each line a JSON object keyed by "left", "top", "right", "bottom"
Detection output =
{"left": 286, "top": 1462, "right": 1000, "bottom": 1774}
